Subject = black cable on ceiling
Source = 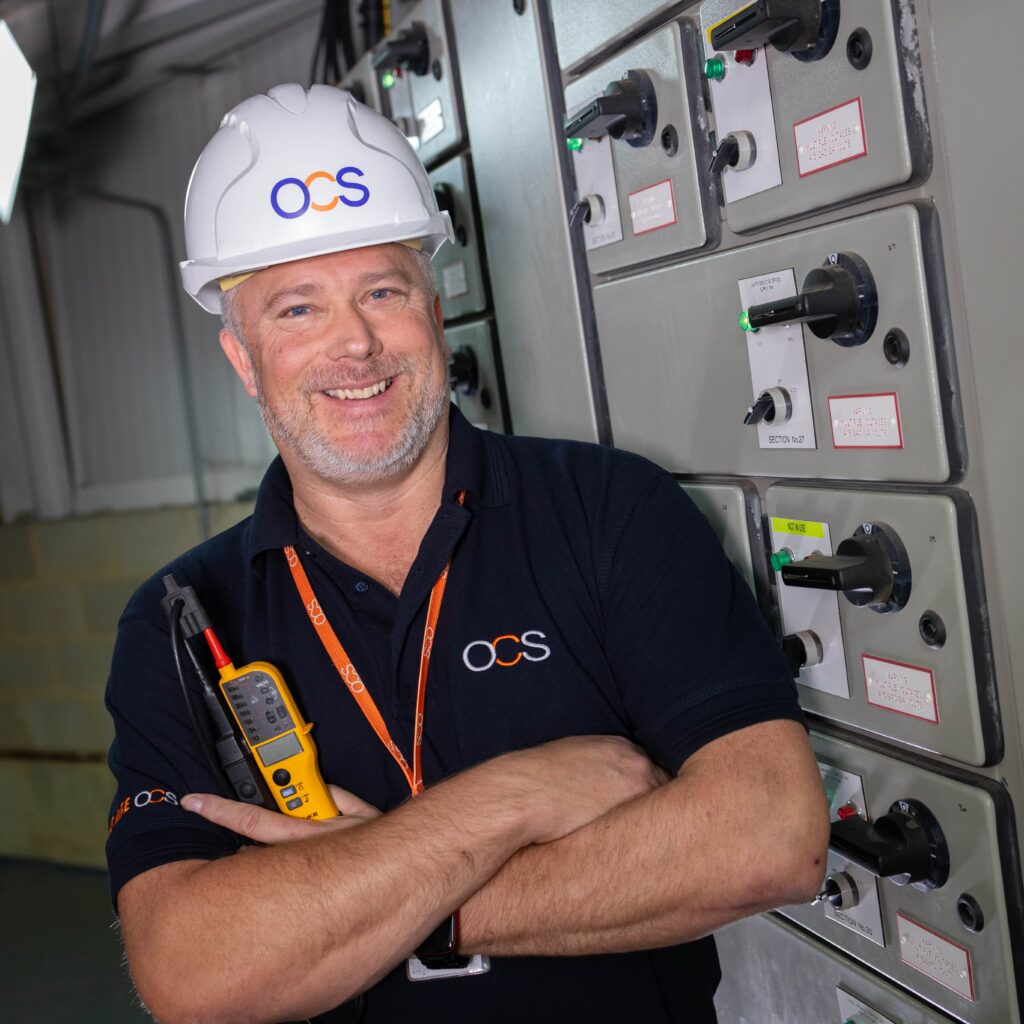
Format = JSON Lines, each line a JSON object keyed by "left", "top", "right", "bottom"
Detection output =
{"left": 67, "top": 0, "right": 107, "bottom": 101}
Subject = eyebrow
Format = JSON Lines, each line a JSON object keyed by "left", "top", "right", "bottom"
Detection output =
{"left": 259, "top": 268, "right": 418, "bottom": 315}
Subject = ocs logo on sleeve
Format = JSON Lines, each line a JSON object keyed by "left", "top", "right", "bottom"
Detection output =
{"left": 270, "top": 167, "right": 370, "bottom": 219}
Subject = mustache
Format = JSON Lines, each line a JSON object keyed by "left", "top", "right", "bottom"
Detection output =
{"left": 302, "top": 356, "right": 415, "bottom": 392}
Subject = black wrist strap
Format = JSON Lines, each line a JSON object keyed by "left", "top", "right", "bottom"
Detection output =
{"left": 415, "top": 911, "right": 470, "bottom": 970}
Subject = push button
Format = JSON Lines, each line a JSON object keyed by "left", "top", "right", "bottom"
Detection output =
{"left": 280, "top": 786, "right": 297, "bottom": 798}
{"left": 286, "top": 797, "right": 304, "bottom": 810}
{"left": 272, "top": 768, "right": 291, "bottom": 786}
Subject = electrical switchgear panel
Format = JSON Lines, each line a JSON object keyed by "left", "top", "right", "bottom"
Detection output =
{"left": 429, "top": 154, "right": 488, "bottom": 320}
{"left": 680, "top": 480, "right": 765, "bottom": 600}
{"left": 593, "top": 204, "right": 961, "bottom": 482}
{"left": 446, "top": 318, "right": 507, "bottom": 434}
{"left": 715, "top": 913, "right": 972, "bottom": 1024}
{"left": 780, "top": 732, "right": 1023, "bottom": 1024}
{"left": 376, "top": 0, "right": 465, "bottom": 168}
{"left": 339, "top": 51, "right": 383, "bottom": 113}
{"left": 564, "top": 20, "right": 716, "bottom": 276}
{"left": 698, "top": 0, "right": 929, "bottom": 232}
{"left": 552, "top": 0, "right": 682, "bottom": 74}
{"left": 767, "top": 485, "right": 998, "bottom": 767}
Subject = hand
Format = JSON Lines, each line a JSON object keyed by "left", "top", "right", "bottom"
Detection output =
{"left": 484, "top": 736, "right": 669, "bottom": 846}
{"left": 180, "top": 784, "right": 381, "bottom": 846}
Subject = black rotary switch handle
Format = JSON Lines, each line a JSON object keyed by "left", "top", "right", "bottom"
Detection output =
{"left": 780, "top": 522, "right": 911, "bottom": 614}
{"left": 433, "top": 183, "right": 460, "bottom": 239}
{"left": 564, "top": 70, "right": 658, "bottom": 148}
{"left": 744, "top": 253, "right": 878, "bottom": 346}
{"left": 448, "top": 346, "right": 479, "bottom": 396}
{"left": 710, "top": 0, "right": 822, "bottom": 54}
{"left": 372, "top": 21, "right": 431, "bottom": 77}
{"left": 828, "top": 799, "right": 950, "bottom": 890}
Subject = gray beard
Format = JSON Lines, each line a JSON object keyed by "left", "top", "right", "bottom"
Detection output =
{"left": 252, "top": 354, "right": 450, "bottom": 486}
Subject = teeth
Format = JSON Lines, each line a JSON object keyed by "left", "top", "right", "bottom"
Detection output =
{"left": 326, "top": 378, "right": 392, "bottom": 400}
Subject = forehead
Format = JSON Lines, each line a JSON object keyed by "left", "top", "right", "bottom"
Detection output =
{"left": 252, "top": 243, "right": 417, "bottom": 294}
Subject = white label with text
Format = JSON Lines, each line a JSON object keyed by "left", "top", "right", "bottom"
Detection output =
{"left": 829, "top": 392, "right": 903, "bottom": 448}
{"left": 794, "top": 98, "right": 867, "bottom": 177}
{"left": 628, "top": 179, "right": 676, "bottom": 235}
{"left": 897, "top": 914, "right": 975, "bottom": 1001}
{"left": 863, "top": 654, "right": 938, "bottom": 723}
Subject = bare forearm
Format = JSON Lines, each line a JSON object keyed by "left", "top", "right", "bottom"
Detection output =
{"left": 461, "top": 722, "right": 830, "bottom": 957}
{"left": 128, "top": 775, "right": 529, "bottom": 1023}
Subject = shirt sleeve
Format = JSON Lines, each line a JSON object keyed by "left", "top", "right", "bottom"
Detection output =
{"left": 105, "top": 590, "right": 242, "bottom": 908}
{"left": 598, "top": 471, "right": 804, "bottom": 774}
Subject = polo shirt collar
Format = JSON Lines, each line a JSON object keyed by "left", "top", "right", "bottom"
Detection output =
{"left": 246, "top": 404, "right": 509, "bottom": 566}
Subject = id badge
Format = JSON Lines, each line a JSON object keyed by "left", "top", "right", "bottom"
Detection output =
{"left": 406, "top": 954, "right": 491, "bottom": 981}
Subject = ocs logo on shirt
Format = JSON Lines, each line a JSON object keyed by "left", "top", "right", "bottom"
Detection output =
{"left": 270, "top": 168, "right": 370, "bottom": 219}
{"left": 108, "top": 788, "right": 180, "bottom": 833}
{"left": 462, "top": 630, "right": 552, "bottom": 673}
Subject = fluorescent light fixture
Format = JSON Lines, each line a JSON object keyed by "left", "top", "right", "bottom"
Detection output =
{"left": 0, "top": 20, "right": 37, "bottom": 225}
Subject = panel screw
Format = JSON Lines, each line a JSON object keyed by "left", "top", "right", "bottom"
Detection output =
{"left": 432, "top": 59, "right": 443, "bottom": 81}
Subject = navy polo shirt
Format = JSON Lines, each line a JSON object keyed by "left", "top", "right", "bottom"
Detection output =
{"left": 105, "top": 405, "right": 802, "bottom": 1024}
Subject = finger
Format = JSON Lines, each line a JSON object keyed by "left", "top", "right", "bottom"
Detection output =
{"left": 327, "top": 784, "right": 382, "bottom": 819}
{"left": 181, "top": 793, "right": 322, "bottom": 844}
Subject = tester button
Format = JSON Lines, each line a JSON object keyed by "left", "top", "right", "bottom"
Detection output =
{"left": 272, "top": 768, "right": 291, "bottom": 786}
{"left": 280, "top": 786, "right": 296, "bottom": 797}
{"left": 286, "top": 797, "right": 303, "bottom": 810}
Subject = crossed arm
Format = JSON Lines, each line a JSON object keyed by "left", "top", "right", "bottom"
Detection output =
{"left": 119, "top": 719, "right": 828, "bottom": 1023}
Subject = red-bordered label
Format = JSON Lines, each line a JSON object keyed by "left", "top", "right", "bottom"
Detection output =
{"left": 628, "top": 178, "right": 677, "bottom": 236}
{"left": 829, "top": 392, "right": 903, "bottom": 449}
{"left": 896, "top": 913, "right": 975, "bottom": 1001}
{"left": 862, "top": 653, "right": 939, "bottom": 724}
{"left": 793, "top": 97, "right": 867, "bottom": 177}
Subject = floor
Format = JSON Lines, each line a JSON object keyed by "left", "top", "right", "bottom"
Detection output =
{"left": 0, "top": 858, "right": 150, "bottom": 1023}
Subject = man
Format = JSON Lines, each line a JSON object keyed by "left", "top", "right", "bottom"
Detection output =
{"left": 106, "top": 84, "right": 828, "bottom": 1024}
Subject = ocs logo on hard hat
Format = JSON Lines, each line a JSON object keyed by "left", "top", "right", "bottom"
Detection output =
{"left": 270, "top": 167, "right": 370, "bottom": 220}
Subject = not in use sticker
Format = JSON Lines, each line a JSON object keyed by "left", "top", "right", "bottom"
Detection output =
{"left": 863, "top": 654, "right": 938, "bottom": 723}
{"left": 829, "top": 392, "right": 903, "bottom": 449}
{"left": 794, "top": 97, "right": 867, "bottom": 177}
{"left": 442, "top": 261, "right": 469, "bottom": 299}
{"left": 628, "top": 179, "right": 676, "bottom": 236}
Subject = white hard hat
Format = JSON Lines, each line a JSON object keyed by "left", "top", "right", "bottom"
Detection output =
{"left": 179, "top": 83, "right": 454, "bottom": 313}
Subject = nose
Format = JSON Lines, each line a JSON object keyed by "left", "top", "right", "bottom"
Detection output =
{"left": 326, "top": 306, "right": 383, "bottom": 361}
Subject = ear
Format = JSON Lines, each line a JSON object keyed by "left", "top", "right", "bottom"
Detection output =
{"left": 433, "top": 293, "right": 444, "bottom": 335}
{"left": 219, "top": 329, "right": 258, "bottom": 398}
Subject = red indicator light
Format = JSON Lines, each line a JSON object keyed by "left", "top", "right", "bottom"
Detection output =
{"left": 735, "top": 49, "right": 757, "bottom": 66}
{"left": 837, "top": 802, "right": 859, "bottom": 821}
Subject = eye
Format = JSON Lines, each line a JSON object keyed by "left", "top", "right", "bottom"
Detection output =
{"left": 283, "top": 304, "right": 312, "bottom": 318}
{"left": 369, "top": 288, "right": 393, "bottom": 301}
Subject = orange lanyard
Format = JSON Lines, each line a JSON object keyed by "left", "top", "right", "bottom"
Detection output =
{"left": 283, "top": 492, "right": 464, "bottom": 797}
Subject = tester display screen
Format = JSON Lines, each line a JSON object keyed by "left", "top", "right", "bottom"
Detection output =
{"left": 223, "top": 670, "right": 296, "bottom": 746}
{"left": 256, "top": 732, "right": 304, "bottom": 767}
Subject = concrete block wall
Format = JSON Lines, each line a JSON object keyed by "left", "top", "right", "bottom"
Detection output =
{"left": 0, "top": 501, "right": 253, "bottom": 868}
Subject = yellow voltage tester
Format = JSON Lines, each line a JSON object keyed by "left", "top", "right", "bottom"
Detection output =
{"left": 206, "top": 637, "right": 339, "bottom": 821}
{"left": 161, "top": 574, "right": 337, "bottom": 822}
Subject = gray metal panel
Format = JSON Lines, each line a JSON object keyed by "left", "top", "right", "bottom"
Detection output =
{"left": 339, "top": 50, "right": 383, "bottom": 112}
{"left": 700, "top": 0, "right": 929, "bottom": 233}
{"left": 594, "top": 204, "right": 958, "bottom": 482}
{"left": 780, "top": 732, "right": 1023, "bottom": 1024}
{"left": 379, "top": 0, "right": 465, "bottom": 168}
{"left": 450, "top": 0, "right": 599, "bottom": 442}
{"left": 680, "top": 481, "right": 759, "bottom": 597}
{"left": 429, "top": 154, "right": 489, "bottom": 320}
{"left": 767, "top": 485, "right": 997, "bottom": 767}
{"left": 550, "top": 0, "right": 686, "bottom": 74}
{"left": 446, "top": 319, "right": 507, "bottom": 433}
{"left": 715, "top": 913, "right": 959, "bottom": 1024}
{"left": 564, "top": 20, "right": 715, "bottom": 276}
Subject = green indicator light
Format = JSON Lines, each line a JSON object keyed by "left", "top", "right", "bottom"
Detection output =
{"left": 381, "top": 70, "right": 397, "bottom": 89}
{"left": 567, "top": 136, "right": 584, "bottom": 152}
{"left": 704, "top": 56, "right": 726, "bottom": 81}
{"left": 770, "top": 549, "right": 793, "bottom": 573}
{"left": 738, "top": 309, "right": 758, "bottom": 333}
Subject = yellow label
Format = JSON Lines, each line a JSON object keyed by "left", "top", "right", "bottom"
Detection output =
{"left": 771, "top": 516, "right": 825, "bottom": 538}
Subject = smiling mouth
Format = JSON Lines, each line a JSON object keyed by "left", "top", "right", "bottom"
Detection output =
{"left": 323, "top": 377, "right": 395, "bottom": 401}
